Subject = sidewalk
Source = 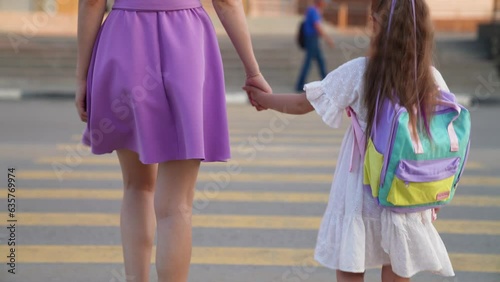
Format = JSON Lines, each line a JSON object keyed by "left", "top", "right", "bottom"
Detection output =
{"left": 0, "top": 15, "right": 498, "bottom": 105}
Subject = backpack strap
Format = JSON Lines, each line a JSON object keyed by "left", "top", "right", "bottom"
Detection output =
{"left": 409, "top": 106, "right": 425, "bottom": 154}
{"left": 437, "top": 99, "right": 461, "bottom": 152}
{"left": 346, "top": 107, "right": 366, "bottom": 172}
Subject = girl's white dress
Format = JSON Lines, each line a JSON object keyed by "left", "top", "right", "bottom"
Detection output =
{"left": 304, "top": 57, "right": 455, "bottom": 278}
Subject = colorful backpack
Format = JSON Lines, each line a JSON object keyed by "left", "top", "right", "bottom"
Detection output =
{"left": 345, "top": 0, "right": 472, "bottom": 212}
{"left": 347, "top": 90, "right": 471, "bottom": 212}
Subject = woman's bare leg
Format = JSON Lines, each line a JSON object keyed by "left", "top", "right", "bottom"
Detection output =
{"left": 155, "top": 159, "right": 201, "bottom": 282}
{"left": 336, "top": 270, "right": 364, "bottom": 282}
{"left": 117, "top": 149, "right": 158, "bottom": 282}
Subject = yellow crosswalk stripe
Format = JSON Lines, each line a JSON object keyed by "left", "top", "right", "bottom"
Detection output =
{"left": 449, "top": 253, "right": 500, "bottom": 273}
{"left": 35, "top": 156, "right": 484, "bottom": 170}
{"left": 0, "top": 245, "right": 497, "bottom": 272}
{"left": 71, "top": 130, "right": 343, "bottom": 141}
{"left": 56, "top": 143, "right": 339, "bottom": 153}
{"left": 3, "top": 213, "right": 500, "bottom": 235}
{"left": 62, "top": 136, "right": 344, "bottom": 147}
{"left": 5, "top": 189, "right": 500, "bottom": 208}
{"left": 36, "top": 157, "right": 340, "bottom": 167}
{"left": 8, "top": 189, "right": 327, "bottom": 202}
{"left": 19, "top": 170, "right": 333, "bottom": 182}
{"left": 449, "top": 195, "right": 500, "bottom": 207}
{"left": 16, "top": 170, "right": 500, "bottom": 186}
{"left": 228, "top": 128, "right": 339, "bottom": 135}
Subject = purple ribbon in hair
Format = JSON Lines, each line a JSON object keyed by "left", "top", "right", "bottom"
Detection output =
{"left": 373, "top": 0, "right": 398, "bottom": 138}
{"left": 374, "top": 0, "right": 420, "bottom": 135}
{"left": 409, "top": 0, "right": 427, "bottom": 133}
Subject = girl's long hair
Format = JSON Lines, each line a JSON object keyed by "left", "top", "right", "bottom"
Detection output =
{"left": 364, "top": 0, "right": 438, "bottom": 140}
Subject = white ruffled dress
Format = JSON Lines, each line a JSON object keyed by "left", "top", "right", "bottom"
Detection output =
{"left": 304, "top": 57, "right": 455, "bottom": 278}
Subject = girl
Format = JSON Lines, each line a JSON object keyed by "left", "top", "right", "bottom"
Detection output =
{"left": 76, "top": 0, "right": 270, "bottom": 281}
{"left": 244, "top": 0, "right": 455, "bottom": 281}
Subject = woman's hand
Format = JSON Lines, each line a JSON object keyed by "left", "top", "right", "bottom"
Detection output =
{"left": 75, "top": 79, "right": 88, "bottom": 123}
{"left": 243, "top": 85, "right": 269, "bottom": 111}
{"left": 245, "top": 73, "right": 272, "bottom": 111}
{"left": 76, "top": 0, "right": 106, "bottom": 123}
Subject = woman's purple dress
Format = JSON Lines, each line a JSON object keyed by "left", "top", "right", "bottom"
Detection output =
{"left": 82, "top": 0, "right": 230, "bottom": 164}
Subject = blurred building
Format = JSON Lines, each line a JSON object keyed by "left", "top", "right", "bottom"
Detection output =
{"left": 0, "top": 0, "right": 113, "bottom": 14}
{"left": 0, "top": 0, "right": 498, "bottom": 32}
{"left": 298, "top": 0, "right": 498, "bottom": 32}
{"left": 0, "top": 0, "right": 78, "bottom": 14}
{"left": 428, "top": 0, "right": 499, "bottom": 31}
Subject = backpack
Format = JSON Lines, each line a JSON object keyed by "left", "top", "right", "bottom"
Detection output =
{"left": 347, "top": 90, "right": 471, "bottom": 212}
{"left": 297, "top": 21, "right": 306, "bottom": 50}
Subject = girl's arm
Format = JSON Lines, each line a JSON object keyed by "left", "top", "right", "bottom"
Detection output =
{"left": 75, "top": 0, "right": 107, "bottom": 122}
{"left": 243, "top": 86, "right": 315, "bottom": 115}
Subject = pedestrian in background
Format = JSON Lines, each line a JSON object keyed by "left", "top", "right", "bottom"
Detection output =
{"left": 296, "top": 0, "right": 335, "bottom": 92}
{"left": 75, "top": 0, "right": 270, "bottom": 281}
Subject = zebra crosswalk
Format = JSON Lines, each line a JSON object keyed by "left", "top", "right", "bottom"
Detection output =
{"left": 0, "top": 106, "right": 499, "bottom": 282}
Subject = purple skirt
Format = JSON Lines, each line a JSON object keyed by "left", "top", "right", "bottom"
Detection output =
{"left": 82, "top": 0, "right": 230, "bottom": 164}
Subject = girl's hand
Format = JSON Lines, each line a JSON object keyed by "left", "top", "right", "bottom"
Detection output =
{"left": 245, "top": 73, "right": 272, "bottom": 111}
{"left": 432, "top": 208, "right": 440, "bottom": 221}
{"left": 243, "top": 85, "right": 269, "bottom": 111}
{"left": 75, "top": 79, "right": 88, "bottom": 123}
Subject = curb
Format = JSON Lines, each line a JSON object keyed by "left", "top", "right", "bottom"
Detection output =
{"left": 0, "top": 89, "right": 22, "bottom": 100}
{"left": 1, "top": 89, "right": 497, "bottom": 107}
{"left": 224, "top": 91, "right": 248, "bottom": 105}
{"left": 0, "top": 89, "right": 250, "bottom": 105}
{"left": 455, "top": 94, "right": 473, "bottom": 107}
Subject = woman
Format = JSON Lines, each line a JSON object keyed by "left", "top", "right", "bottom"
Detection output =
{"left": 75, "top": 0, "right": 271, "bottom": 281}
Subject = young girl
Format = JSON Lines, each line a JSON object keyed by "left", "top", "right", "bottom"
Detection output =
{"left": 245, "top": 0, "right": 455, "bottom": 281}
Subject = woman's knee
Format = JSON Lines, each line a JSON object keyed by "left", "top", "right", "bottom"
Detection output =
{"left": 121, "top": 169, "right": 156, "bottom": 192}
{"left": 123, "top": 180, "right": 156, "bottom": 193}
{"left": 155, "top": 202, "right": 193, "bottom": 223}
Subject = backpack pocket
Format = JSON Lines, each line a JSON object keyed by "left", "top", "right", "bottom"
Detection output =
{"left": 387, "top": 157, "right": 461, "bottom": 206}
{"left": 363, "top": 139, "right": 384, "bottom": 198}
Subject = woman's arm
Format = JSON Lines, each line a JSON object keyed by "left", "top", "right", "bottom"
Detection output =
{"left": 213, "top": 0, "right": 272, "bottom": 110}
{"left": 244, "top": 86, "right": 314, "bottom": 115}
{"left": 75, "top": 0, "right": 106, "bottom": 122}
{"left": 76, "top": 0, "right": 106, "bottom": 81}
{"left": 212, "top": 0, "right": 260, "bottom": 77}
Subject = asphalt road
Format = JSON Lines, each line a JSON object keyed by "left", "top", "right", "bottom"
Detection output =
{"left": 0, "top": 100, "right": 498, "bottom": 282}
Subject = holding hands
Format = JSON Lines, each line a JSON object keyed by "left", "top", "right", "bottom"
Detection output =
{"left": 244, "top": 72, "right": 272, "bottom": 111}
{"left": 244, "top": 81, "right": 314, "bottom": 115}
{"left": 243, "top": 83, "right": 269, "bottom": 111}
